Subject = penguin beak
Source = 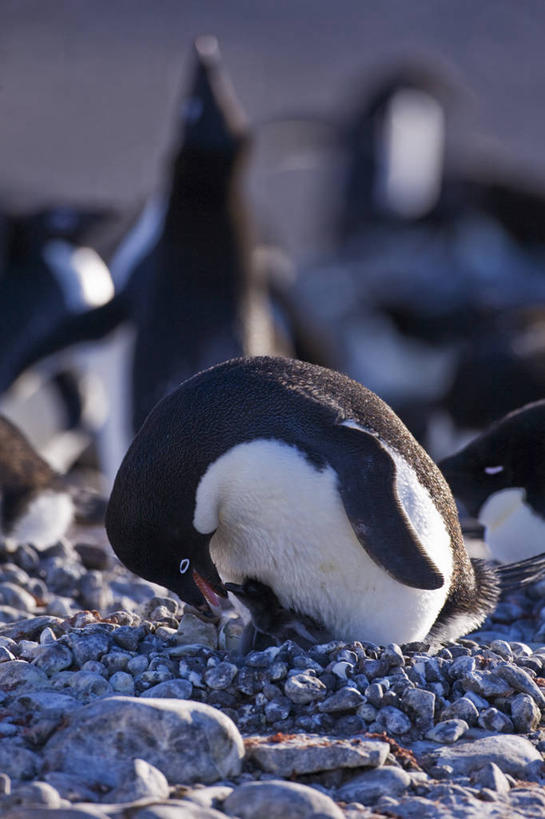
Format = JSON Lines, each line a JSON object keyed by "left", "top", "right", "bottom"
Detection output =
{"left": 193, "top": 569, "right": 225, "bottom": 609}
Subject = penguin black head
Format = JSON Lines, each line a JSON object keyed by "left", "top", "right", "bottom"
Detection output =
{"left": 439, "top": 399, "right": 545, "bottom": 562}
{"left": 166, "top": 35, "right": 249, "bottom": 219}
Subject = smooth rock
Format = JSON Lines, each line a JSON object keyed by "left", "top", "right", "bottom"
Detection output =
{"left": 246, "top": 734, "right": 389, "bottom": 776}
{"left": 478, "top": 707, "right": 514, "bottom": 733}
{"left": 204, "top": 662, "right": 238, "bottom": 690}
{"left": 495, "top": 662, "right": 545, "bottom": 706}
{"left": 440, "top": 696, "right": 479, "bottom": 726}
{"left": 65, "top": 670, "right": 113, "bottom": 701}
{"left": 16, "top": 691, "right": 80, "bottom": 718}
{"left": 470, "top": 761, "right": 510, "bottom": 795}
{"left": 3, "top": 781, "right": 63, "bottom": 808}
{"left": 284, "top": 672, "right": 327, "bottom": 704}
{"left": 402, "top": 688, "right": 435, "bottom": 730}
{"left": 176, "top": 614, "right": 217, "bottom": 649}
{"left": 511, "top": 692, "right": 541, "bottom": 732}
{"left": 318, "top": 686, "right": 363, "bottom": 712}
{"left": 376, "top": 705, "right": 412, "bottom": 735}
{"left": 105, "top": 758, "right": 169, "bottom": 803}
{"left": 424, "top": 734, "right": 542, "bottom": 777}
{"left": 0, "top": 582, "right": 36, "bottom": 612}
{"left": 65, "top": 631, "right": 111, "bottom": 665}
{"left": 133, "top": 801, "right": 227, "bottom": 818}
{"left": 139, "top": 679, "right": 192, "bottom": 699}
{"left": 183, "top": 785, "right": 233, "bottom": 810}
{"left": 109, "top": 671, "right": 135, "bottom": 695}
{"left": 43, "top": 771, "right": 100, "bottom": 803}
{"left": 0, "top": 741, "right": 40, "bottom": 780}
{"left": 0, "top": 661, "right": 48, "bottom": 692}
{"left": 223, "top": 780, "right": 344, "bottom": 818}
{"left": 43, "top": 696, "right": 244, "bottom": 786}
{"left": 338, "top": 765, "right": 411, "bottom": 805}
{"left": 32, "top": 642, "right": 74, "bottom": 675}
{"left": 461, "top": 670, "right": 511, "bottom": 698}
{"left": 426, "top": 719, "right": 468, "bottom": 744}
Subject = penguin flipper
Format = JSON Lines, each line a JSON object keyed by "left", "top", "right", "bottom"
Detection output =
{"left": 328, "top": 424, "right": 445, "bottom": 590}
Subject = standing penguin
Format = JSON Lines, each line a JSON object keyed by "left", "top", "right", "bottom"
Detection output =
{"left": 31, "top": 37, "right": 284, "bottom": 484}
{"left": 439, "top": 400, "right": 545, "bottom": 563}
{"left": 106, "top": 357, "right": 545, "bottom": 647}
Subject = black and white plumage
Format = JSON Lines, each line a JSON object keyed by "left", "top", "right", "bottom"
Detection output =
{"left": 104, "top": 356, "right": 542, "bottom": 647}
{"left": 439, "top": 400, "right": 545, "bottom": 563}
{"left": 0, "top": 415, "right": 106, "bottom": 549}
{"left": 32, "top": 37, "right": 285, "bottom": 483}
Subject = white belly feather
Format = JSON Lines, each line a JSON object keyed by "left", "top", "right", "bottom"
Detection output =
{"left": 479, "top": 487, "right": 545, "bottom": 562}
{"left": 193, "top": 436, "right": 453, "bottom": 645}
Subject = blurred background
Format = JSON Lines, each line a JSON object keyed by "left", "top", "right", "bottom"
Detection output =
{"left": 2, "top": 0, "right": 545, "bottom": 491}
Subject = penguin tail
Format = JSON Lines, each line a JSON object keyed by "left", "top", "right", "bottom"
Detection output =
{"left": 492, "top": 552, "right": 545, "bottom": 594}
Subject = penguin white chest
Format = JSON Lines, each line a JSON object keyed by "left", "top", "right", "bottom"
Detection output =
{"left": 193, "top": 437, "right": 453, "bottom": 645}
{"left": 479, "top": 487, "right": 545, "bottom": 562}
{"left": 2, "top": 490, "right": 74, "bottom": 549}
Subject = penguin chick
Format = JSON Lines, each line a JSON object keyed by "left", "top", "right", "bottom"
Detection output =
{"left": 224, "top": 579, "right": 334, "bottom": 653}
{"left": 105, "top": 356, "right": 538, "bottom": 645}
{"left": 439, "top": 400, "right": 545, "bottom": 562}
{"left": 0, "top": 415, "right": 105, "bottom": 548}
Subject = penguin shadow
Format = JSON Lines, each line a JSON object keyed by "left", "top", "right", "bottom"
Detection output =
{"left": 28, "top": 36, "right": 291, "bottom": 483}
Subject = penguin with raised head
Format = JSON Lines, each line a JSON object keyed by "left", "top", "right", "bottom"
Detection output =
{"left": 106, "top": 357, "right": 545, "bottom": 647}
{"left": 439, "top": 400, "right": 545, "bottom": 563}
{"left": 31, "top": 37, "right": 283, "bottom": 483}
{"left": 0, "top": 414, "right": 107, "bottom": 548}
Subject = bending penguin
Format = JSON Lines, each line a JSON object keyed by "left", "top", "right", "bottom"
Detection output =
{"left": 106, "top": 357, "right": 545, "bottom": 647}
{"left": 439, "top": 399, "right": 545, "bottom": 563}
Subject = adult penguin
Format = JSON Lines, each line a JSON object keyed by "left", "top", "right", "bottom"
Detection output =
{"left": 106, "top": 357, "right": 545, "bottom": 646}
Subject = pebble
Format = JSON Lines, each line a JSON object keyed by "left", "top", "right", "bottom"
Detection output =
{"left": 3, "top": 524, "right": 545, "bottom": 816}
{"left": 511, "top": 692, "right": 542, "bottom": 732}
{"left": 423, "top": 734, "right": 542, "bottom": 778}
{"left": 43, "top": 696, "right": 244, "bottom": 787}
{"left": 338, "top": 765, "right": 411, "bottom": 805}
{"left": 222, "top": 779, "right": 344, "bottom": 819}
{"left": 246, "top": 734, "right": 389, "bottom": 776}
{"left": 425, "top": 718, "right": 468, "bottom": 744}
{"left": 284, "top": 672, "right": 327, "bottom": 704}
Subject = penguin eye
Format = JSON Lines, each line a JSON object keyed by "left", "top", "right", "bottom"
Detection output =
{"left": 179, "top": 558, "right": 191, "bottom": 574}
{"left": 484, "top": 465, "right": 504, "bottom": 475}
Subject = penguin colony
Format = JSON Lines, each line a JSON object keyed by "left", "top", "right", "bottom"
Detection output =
{"left": 106, "top": 356, "right": 545, "bottom": 649}
{"left": 4, "top": 38, "right": 545, "bottom": 654}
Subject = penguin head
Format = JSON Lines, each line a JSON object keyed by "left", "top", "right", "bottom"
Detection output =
{"left": 167, "top": 35, "right": 249, "bottom": 201}
{"left": 105, "top": 497, "right": 226, "bottom": 612}
{"left": 105, "top": 382, "right": 231, "bottom": 613}
{"left": 439, "top": 400, "right": 545, "bottom": 521}
{"left": 224, "top": 579, "right": 277, "bottom": 632}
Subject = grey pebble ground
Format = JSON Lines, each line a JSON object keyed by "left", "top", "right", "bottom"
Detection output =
{"left": 2, "top": 533, "right": 545, "bottom": 818}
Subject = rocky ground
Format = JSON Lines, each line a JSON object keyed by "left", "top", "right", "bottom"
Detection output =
{"left": 2, "top": 527, "right": 545, "bottom": 817}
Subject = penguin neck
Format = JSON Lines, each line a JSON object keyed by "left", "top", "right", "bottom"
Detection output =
{"left": 162, "top": 150, "right": 244, "bottom": 237}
